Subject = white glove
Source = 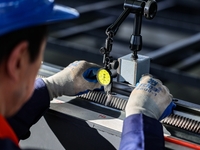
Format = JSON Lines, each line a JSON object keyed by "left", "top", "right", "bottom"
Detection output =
{"left": 42, "top": 60, "right": 103, "bottom": 100}
{"left": 125, "top": 74, "right": 176, "bottom": 120}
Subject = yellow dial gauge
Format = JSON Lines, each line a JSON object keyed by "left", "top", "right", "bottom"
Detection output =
{"left": 97, "top": 68, "right": 111, "bottom": 86}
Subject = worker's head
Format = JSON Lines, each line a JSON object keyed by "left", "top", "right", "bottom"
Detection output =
{"left": 0, "top": 0, "right": 79, "bottom": 117}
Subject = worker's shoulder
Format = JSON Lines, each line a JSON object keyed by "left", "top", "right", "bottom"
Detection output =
{"left": 0, "top": 138, "right": 21, "bottom": 150}
{"left": 0, "top": 138, "right": 45, "bottom": 150}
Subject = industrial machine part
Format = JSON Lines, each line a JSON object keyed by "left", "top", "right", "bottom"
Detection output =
{"left": 98, "top": 0, "right": 157, "bottom": 95}
{"left": 117, "top": 53, "right": 150, "bottom": 85}
{"left": 19, "top": 63, "right": 200, "bottom": 150}
{"left": 97, "top": 68, "right": 112, "bottom": 86}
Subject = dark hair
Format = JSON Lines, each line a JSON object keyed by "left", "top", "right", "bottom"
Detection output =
{"left": 0, "top": 25, "right": 47, "bottom": 63}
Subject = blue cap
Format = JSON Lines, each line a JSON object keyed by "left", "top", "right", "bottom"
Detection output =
{"left": 0, "top": 0, "right": 79, "bottom": 36}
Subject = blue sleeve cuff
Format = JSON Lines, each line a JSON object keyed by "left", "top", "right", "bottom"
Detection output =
{"left": 159, "top": 102, "right": 176, "bottom": 121}
{"left": 119, "top": 114, "right": 164, "bottom": 150}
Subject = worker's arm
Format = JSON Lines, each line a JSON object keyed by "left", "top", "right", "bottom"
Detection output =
{"left": 7, "top": 78, "right": 50, "bottom": 140}
{"left": 120, "top": 114, "right": 164, "bottom": 150}
{"left": 8, "top": 60, "right": 103, "bottom": 140}
{"left": 119, "top": 75, "right": 176, "bottom": 150}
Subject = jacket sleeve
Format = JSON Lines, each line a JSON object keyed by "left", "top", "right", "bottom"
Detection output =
{"left": 0, "top": 138, "right": 44, "bottom": 150}
{"left": 0, "top": 139, "right": 21, "bottom": 150}
{"left": 119, "top": 113, "right": 164, "bottom": 150}
{"left": 7, "top": 78, "right": 50, "bottom": 140}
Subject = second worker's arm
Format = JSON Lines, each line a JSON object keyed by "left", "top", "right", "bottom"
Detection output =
{"left": 119, "top": 75, "right": 176, "bottom": 150}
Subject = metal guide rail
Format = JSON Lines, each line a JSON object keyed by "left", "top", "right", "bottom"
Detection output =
{"left": 78, "top": 90, "right": 200, "bottom": 145}
{"left": 38, "top": 63, "right": 200, "bottom": 149}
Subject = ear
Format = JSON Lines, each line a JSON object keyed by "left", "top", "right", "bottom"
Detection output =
{"left": 6, "top": 41, "right": 29, "bottom": 81}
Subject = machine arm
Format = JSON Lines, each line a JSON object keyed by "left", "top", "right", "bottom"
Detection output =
{"left": 99, "top": 0, "right": 157, "bottom": 95}
{"left": 100, "top": 0, "right": 157, "bottom": 67}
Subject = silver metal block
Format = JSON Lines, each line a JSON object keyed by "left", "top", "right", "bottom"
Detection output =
{"left": 117, "top": 53, "right": 150, "bottom": 86}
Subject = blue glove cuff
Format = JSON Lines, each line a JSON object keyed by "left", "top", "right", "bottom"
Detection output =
{"left": 83, "top": 67, "right": 99, "bottom": 83}
{"left": 159, "top": 101, "right": 176, "bottom": 121}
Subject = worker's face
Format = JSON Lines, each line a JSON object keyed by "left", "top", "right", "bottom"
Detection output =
{"left": 6, "top": 38, "right": 47, "bottom": 117}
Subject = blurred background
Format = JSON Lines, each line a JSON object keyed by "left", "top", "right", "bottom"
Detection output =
{"left": 44, "top": 0, "right": 200, "bottom": 104}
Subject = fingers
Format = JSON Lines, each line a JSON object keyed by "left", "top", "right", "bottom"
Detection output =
{"left": 135, "top": 74, "right": 173, "bottom": 99}
{"left": 67, "top": 60, "right": 101, "bottom": 70}
{"left": 139, "top": 74, "right": 163, "bottom": 86}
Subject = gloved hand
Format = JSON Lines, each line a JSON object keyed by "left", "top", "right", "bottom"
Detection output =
{"left": 42, "top": 60, "right": 103, "bottom": 100}
{"left": 125, "top": 74, "right": 176, "bottom": 121}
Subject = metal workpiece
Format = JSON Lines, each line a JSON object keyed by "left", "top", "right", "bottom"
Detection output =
{"left": 78, "top": 79, "right": 133, "bottom": 111}
{"left": 112, "top": 81, "right": 134, "bottom": 96}
{"left": 161, "top": 114, "right": 200, "bottom": 134}
{"left": 161, "top": 99, "right": 200, "bottom": 145}
{"left": 78, "top": 91, "right": 128, "bottom": 111}
{"left": 161, "top": 114, "right": 200, "bottom": 145}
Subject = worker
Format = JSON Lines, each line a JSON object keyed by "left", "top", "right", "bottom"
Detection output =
{"left": 0, "top": 0, "right": 175, "bottom": 149}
